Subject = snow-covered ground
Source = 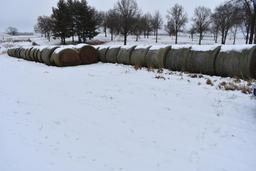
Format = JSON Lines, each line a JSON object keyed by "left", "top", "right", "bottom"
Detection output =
{"left": 0, "top": 51, "right": 256, "bottom": 171}
{"left": 0, "top": 34, "right": 256, "bottom": 171}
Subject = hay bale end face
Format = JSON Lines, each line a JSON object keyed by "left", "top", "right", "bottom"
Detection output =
{"left": 41, "top": 46, "right": 59, "bottom": 66}
{"left": 106, "top": 46, "right": 121, "bottom": 63}
{"left": 165, "top": 46, "right": 191, "bottom": 72}
{"left": 98, "top": 46, "right": 109, "bottom": 63}
{"left": 130, "top": 46, "right": 151, "bottom": 67}
{"left": 186, "top": 45, "right": 221, "bottom": 75}
{"left": 116, "top": 46, "right": 136, "bottom": 65}
{"left": 145, "top": 46, "right": 171, "bottom": 69}
{"left": 215, "top": 45, "right": 256, "bottom": 79}
{"left": 76, "top": 45, "right": 99, "bottom": 64}
{"left": 51, "top": 48, "right": 81, "bottom": 67}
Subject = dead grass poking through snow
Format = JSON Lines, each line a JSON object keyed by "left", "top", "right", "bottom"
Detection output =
{"left": 218, "top": 81, "right": 252, "bottom": 94}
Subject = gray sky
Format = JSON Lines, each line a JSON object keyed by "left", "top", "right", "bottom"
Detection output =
{"left": 0, "top": 0, "right": 225, "bottom": 32}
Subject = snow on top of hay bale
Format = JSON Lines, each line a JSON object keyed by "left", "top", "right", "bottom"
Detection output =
{"left": 54, "top": 46, "right": 76, "bottom": 54}
{"left": 134, "top": 45, "right": 151, "bottom": 49}
{"left": 149, "top": 45, "right": 171, "bottom": 50}
{"left": 119, "top": 45, "right": 137, "bottom": 49}
{"left": 75, "top": 43, "right": 89, "bottom": 49}
{"left": 171, "top": 44, "right": 191, "bottom": 49}
{"left": 220, "top": 44, "right": 256, "bottom": 52}
{"left": 191, "top": 45, "right": 220, "bottom": 51}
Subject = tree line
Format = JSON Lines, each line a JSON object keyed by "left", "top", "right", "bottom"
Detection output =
{"left": 35, "top": 0, "right": 256, "bottom": 45}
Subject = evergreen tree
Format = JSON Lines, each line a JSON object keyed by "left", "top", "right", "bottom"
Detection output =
{"left": 51, "top": 0, "right": 72, "bottom": 44}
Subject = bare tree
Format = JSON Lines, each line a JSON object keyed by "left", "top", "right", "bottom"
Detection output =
{"left": 152, "top": 11, "right": 163, "bottom": 43}
{"left": 188, "top": 25, "right": 196, "bottom": 41}
{"left": 193, "top": 6, "right": 212, "bottom": 45}
{"left": 114, "top": 0, "right": 140, "bottom": 45}
{"left": 142, "top": 13, "right": 153, "bottom": 38}
{"left": 106, "top": 9, "right": 120, "bottom": 41}
{"left": 36, "top": 16, "right": 53, "bottom": 41}
{"left": 166, "top": 4, "right": 188, "bottom": 44}
{"left": 6, "top": 27, "right": 18, "bottom": 36}
{"left": 212, "top": 3, "right": 239, "bottom": 44}
{"left": 132, "top": 14, "right": 145, "bottom": 41}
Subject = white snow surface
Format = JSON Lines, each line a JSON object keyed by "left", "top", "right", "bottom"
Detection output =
{"left": 220, "top": 44, "right": 256, "bottom": 52}
{"left": 191, "top": 45, "right": 220, "bottom": 51}
{"left": 0, "top": 53, "right": 256, "bottom": 171}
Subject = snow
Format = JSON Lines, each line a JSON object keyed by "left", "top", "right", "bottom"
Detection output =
{"left": 171, "top": 44, "right": 191, "bottom": 49}
{"left": 74, "top": 43, "right": 89, "bottom": 49}
{"left": 149, "top": 45, "right": 171, "bottom": 50}
{"left": 191, "top": 45, "right": 220, "bottom": 51}
{"left": 0, "top": 53, "right": 256, "bottom": 171}
{"left": 134, "top": 45, "right": 152, "bottom": 49}
{"left": 220, "top": 44, "right": 256, "bottom": 52}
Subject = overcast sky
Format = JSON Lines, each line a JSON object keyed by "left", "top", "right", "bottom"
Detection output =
{"left": 0, "top": 0, "right": 225, "bottom": 32}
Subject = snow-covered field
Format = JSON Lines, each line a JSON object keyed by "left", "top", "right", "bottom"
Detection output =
{"left": 0, "top": 34, "right": 256, "bottom": 171}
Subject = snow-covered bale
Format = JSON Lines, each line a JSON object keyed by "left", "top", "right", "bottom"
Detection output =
{"left": 106, "top": 46, "right": 121, "bottom": 63}
{"left": 145, "top": 45, "right": 171, "bottom": 68}
{"left": 19, "top": 48, "right": 26, "bottom": 59}
{"left": 41, "top": 46, "right": 59, "bottom": 65}
{"left": 28, "top": 47, "right": 36, "bottom": 61}
{"left": 116, "top": 46, "right": 136, "bottom": 65}
{"left": 15, "top": 48, "right": 22, "bottom": 59}
{"left": 25, "top": 47, "right": 33, "bottom": 61}
{"left": 215, "top": 45, "right": 256, "bottom": 79}
{"left": 51, "top": 48, "right": 81, "bottom": 67}
{"left": 130, "top": 46, "right": 151, "bottom": 67}
{"left": 75, "top": 44, "right": 99, "bottom": 64}
{"left": 98, "top": 46, "right": 109, "bottom": 63}
{"left": 186, "top": 45, "right": 221, "bottom": 75}
{"left": 165, "top": 45, "right": 191, "bottom": 71}
{"left": 7, "top": 48, "right": 16, "bottom": 57}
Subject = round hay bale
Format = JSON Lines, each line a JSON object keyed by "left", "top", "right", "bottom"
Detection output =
{"left": 165, "top": 45, "right": 191, "bottom": 72}
{"left": 7, "top": 48, "right": 16, "bottom": 57}
{"left": 98, "top": 46, "right": 109, "bottom": 62}
{"left": 186, "top": 45, "right": 221, "bottom": 75}
{"left": 15, "top": 48, "right": 22, "bottom": 58}
{"left": 51, "top": 48, "right": 81, "bottom": 67}
{"left": 29, "top": 48, "right": 36, "bottom": 61}
{"left": 75, "top": 44, "right": 99, "bottom": 64}
{"left": 20, "top": 48, "right": 26, "bottom": 59}
{"left": 116, "top": 46, "right": 136, "bottom": 65}
{"left": 145, "top": 46, "right": 171, "bottom": 69}
{"left": 34, "top": 48, "right": 41, "bottom": 62}
{"left": 215, "top": 45, "right": 256, "bottom": 79}
{"left": 26, "top": 47, "right": 34, "bottom": 61}
{"left": 106, "top": 46, "right": 121, "bottom": 63}
{"left": 41, "top": 46, "right": 59, "bottom": 65}
{"left": 130, "top": 46, "right": 151, "bottom": 67}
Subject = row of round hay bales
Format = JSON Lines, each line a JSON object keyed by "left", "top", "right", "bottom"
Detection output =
{"left": 6, "top": 44, "right": 99, "bottom": 67}
{"left": 96, "top": 44, "right": 256, "bottom": 79}
{"left": 165, "top": 45, "right": 221, "bottom": 75}
{"left": 215, "top": 45, "right": 256, "bottom": 79}
{"left": 117, "top": 46, "right": 136, "bottom": 65}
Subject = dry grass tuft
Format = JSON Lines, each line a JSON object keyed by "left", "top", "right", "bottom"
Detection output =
{"left": 206, "top": 79, "right": 214, "bottom": 86}
{"left": 218, "top": 81, "right": 252, "bottom": 94}
{"left": 155, "top": 75, "right": 166, "bottom": 80}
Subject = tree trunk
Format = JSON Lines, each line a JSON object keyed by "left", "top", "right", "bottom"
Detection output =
{"left": 199, "top": 32, "right": 202, "bottom": 45}
{"left": 104, "top": 26, "right": 107, "bottom": 37}
{"left": 72, "top": 35, "right": 74, "bottom": 43}
{"left": 233, "top": 27, "right": 237, "bottom": 45}
{"left": 246, "top": 24, "right": 250, "bottom": 44}
{"left": 249, "top": 13, "right": 256, "bottom": 44}
{"left": 155, "top": 29, "right": 158, "bottom": 43}
{"left": 111, "top": 32, "right": 113, "bottom": 41}
{"left": 124, "top": 33, "right": 127, "bottom": 45}
{"left": 175, "top": 31, "right": 178, "bottom": 44}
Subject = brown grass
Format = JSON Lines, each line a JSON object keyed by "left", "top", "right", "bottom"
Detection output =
{"left": 218, "top": 81, "right": 252, "bottom": 94}
{"left": 206, "top": 79, "right": 214, "bottom": 86}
